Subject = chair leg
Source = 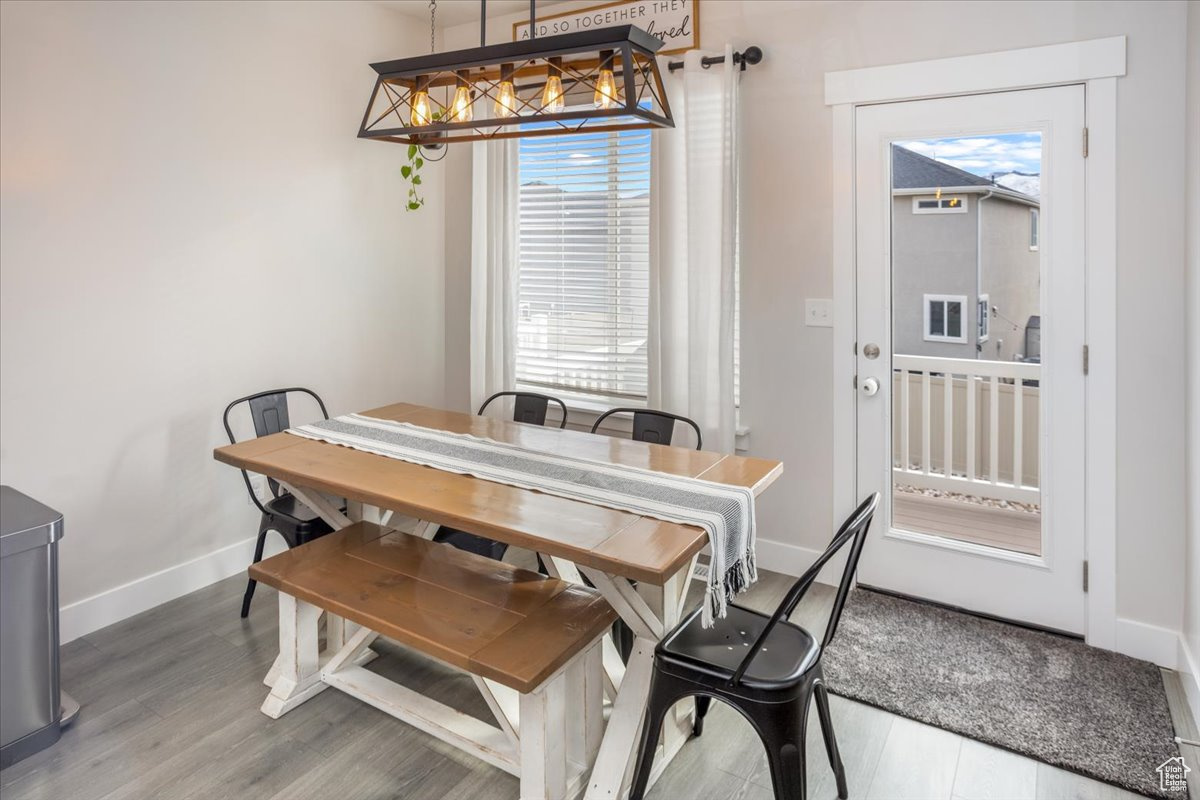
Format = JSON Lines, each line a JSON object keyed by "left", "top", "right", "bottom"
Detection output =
{"left": 763, "top": 736, "right": 806, "bottom": 800}
{"left": 241, "top": 526, "right": 270, "bottom": 618}
{"left": 814, "top": 682, "right": 848, "bottom": 800}
{"left": 629, "top": 676, "right": 690, "bottom": 800}
{"left": 756, "top": 692, "right": 811, "bottom": 800}
{"left": 693, "top": 695, "right": 713, "bottom": 736}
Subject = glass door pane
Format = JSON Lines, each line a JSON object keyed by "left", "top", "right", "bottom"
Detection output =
{"left": 889, "top": 133, "right": 1043, "bottom": 556}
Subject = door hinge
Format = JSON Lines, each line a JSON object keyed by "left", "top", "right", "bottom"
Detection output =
{"left": 853, "top": 374, "right": 858, "bottom": 390}
{"left": 1082, "top": 127, "right": 1089, "bottom": 158}
{"left": 1082, "top": 344, "right": 1089, "bottom": 375}
{"left": 1083, "top": 560, "right": 1089, "bottom": 593}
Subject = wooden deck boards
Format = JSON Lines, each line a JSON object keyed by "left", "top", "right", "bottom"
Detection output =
{"left": 892, "top": 491, "right": 1042, "bottom": 556}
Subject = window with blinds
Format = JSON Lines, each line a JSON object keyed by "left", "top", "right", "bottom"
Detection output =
{"left": 516, "top": 125, "right": 651, "bottom": 402}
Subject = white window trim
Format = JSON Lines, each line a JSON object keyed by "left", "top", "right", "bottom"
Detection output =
{"left": 824, "top": 36, "right": 1125, "bottom": 106}
{"left": 1029, "top": 208, "right": 1040, "bottom": 251}
{"left": 977, "top": 293, "right": 991, "bottom": 342}
{"left": 912, "top": 195, "right": 968, "bottom": 214}
{"left": 923, "top": 294, "right": 968, "bottom": 343}
{"left": 827, "top": 38, "right": 1122, "bottom": 654}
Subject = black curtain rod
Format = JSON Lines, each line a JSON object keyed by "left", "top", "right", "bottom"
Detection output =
{"left": 667, "top": 45, "right": 763, "bottom": 72}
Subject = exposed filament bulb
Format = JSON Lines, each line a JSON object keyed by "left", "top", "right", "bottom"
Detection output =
{"left": 495, "top": 63, "right": 518, "bottom": 118}
{"left": 542, "top": 57, "right": 565, "bottom": 113}
{"left": 594, "top": 51, "right": 619, "bottom": 109}
{"left": 451, "top": 70, "right": 473, "bottom": 123}
{"left": 410, "top": 75, "right": 432, "bottom": 126}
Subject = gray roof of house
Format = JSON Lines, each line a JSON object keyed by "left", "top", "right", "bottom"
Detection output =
{"left": 892, "top": 144, "right": 995, "bottom": 190}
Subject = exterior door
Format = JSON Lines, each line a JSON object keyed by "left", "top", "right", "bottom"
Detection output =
{"left": 854, "top": 86, "right": 1087, "bottom": 635}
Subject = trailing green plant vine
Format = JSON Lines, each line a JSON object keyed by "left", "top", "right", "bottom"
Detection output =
{"left": 402, "top": 144, "right": 425, "bottom": 211}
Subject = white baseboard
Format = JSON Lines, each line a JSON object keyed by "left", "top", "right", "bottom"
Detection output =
{"left": 59, "top": 535, "right": 281, "bottom": 644}
{"left": 754, "top": 537, "right": 841, "bottom": 583}
{"left": 1114, "top": 617, "right": 1180, "bottom": 669}
{"left": 1178, "top": 635, "right": 1200, "bottom": 731}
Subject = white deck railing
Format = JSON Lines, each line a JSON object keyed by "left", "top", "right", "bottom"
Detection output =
{"left": 893, "top": 354, "right": 1041, "bottom": 504}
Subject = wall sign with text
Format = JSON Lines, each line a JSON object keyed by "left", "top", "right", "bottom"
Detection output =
{"left": 513, "top": 0, "right": 699, "bottom": 56}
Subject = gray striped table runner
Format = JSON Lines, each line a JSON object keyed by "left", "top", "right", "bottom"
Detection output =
{"left": 287, "top": 413, "right": 757, "bottom": 626}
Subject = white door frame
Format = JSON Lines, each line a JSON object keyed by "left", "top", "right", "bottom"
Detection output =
{"left": 826, "top": 37, "right": 1125, "bottom": 651}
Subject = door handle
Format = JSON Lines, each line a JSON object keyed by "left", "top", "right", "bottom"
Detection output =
{"left": 860, "top": 377, "right": 880, "bottom": 397}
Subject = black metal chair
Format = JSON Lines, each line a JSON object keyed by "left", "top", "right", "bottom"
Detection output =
{"left": 629, "top": 493, "right": 881, "bottom": 800}
{"left": 478, "top": 391, "right": 569, "bottom": 429}
{"left": 589, "top": 407, "right": 703, "bottom": 450}
{"left": 223, "top": 388, "right": 337, "bottom": 618}
{"left": 433, "top": 391, "right": 569, "bottom": 560}
{"left": 590, "top": 408, "right": 703, "bottom": 661}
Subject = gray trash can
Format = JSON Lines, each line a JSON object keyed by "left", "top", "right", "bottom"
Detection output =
{"left": 0, "top": 486, "right": 77, "bottom": 769}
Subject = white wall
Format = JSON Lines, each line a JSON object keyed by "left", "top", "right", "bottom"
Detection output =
{"left": 442, "top": 0, "right": 1191, "bottom": 647}
{"left": 0, "top": 0, "right": 445, "bottom": 638}
{"left": 1182, "top": 0, "right": 1200, "bottom": 723}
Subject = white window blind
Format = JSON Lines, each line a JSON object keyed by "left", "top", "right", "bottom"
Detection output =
{"left": 516, "top": 126, "right": 651, "bottom": 402}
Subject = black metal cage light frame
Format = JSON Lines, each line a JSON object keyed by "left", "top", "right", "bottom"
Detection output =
{"left": 358, "top": 21, "right": 674, "bottom": 146}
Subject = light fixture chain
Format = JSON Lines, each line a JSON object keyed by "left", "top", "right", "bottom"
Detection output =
{"left": 429, "top": 0, "right": 436, "bottom": 53}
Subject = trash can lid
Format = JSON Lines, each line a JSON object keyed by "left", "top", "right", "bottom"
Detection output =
{"left": 0, "top": 486, "right": 64, "bottom": 558}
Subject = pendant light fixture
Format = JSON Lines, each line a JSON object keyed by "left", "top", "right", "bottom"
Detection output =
{"left": 358, "top": 0, "right": 673, "bottom": 146}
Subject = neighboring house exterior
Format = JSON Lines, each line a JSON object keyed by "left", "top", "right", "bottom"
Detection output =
{"left": 891, "top": 145, "right": 1041, "bottom": 362}
{"left": 515, "top": 180, "right": 651, "bottom": 398}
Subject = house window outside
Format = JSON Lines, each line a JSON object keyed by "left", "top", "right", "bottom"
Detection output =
{"left": 515, "top": 124, "right": 651, "bottom": 403}
{"left": 1029, "top": 208, "right": 1040, "bottom": 250}
{"left": 924, "top": 294, "right": 968, "bottom": 343}
{"left": 977, "top": 294, "right": 990, "bottom": 342}
{"left": 912, "top": 195, "right": 968, "bottom": 214}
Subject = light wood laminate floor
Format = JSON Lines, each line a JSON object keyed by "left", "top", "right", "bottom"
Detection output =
{"left": 1, "top": 558, "right": 1190, "bottom": 800}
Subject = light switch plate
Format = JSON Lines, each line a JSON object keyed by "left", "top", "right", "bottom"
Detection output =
{"left": 805, "top": 298, "right": 833, "bottom": 327}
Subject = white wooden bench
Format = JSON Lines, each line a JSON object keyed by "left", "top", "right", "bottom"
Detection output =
{"left": 249, "top": 521, "right": 617, "bottom": 800}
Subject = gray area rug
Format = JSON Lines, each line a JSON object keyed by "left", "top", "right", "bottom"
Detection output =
{"left": 823, "top": 589, "right": 1179, "bottom": 798}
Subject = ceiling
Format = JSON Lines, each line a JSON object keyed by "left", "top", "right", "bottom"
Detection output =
{"left": 376, "top": 0, "right": 572, "bottom": 29}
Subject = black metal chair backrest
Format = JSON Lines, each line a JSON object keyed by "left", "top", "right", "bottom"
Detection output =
{"left": 590, "top": 408, "right": 703, "bottom": 450}
{"left": 478, "top": 391, "right": 568, "bottom": 428}
{"left": 730, "top": 492, "right": 880, "bottom": 686}
{"left": 222, "top": 388, "right": 329, "bottom": 515}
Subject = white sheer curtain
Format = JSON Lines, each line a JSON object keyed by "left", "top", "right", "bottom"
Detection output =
{"left": 469, "top": 139, "right": 519, "bottom": 415}
{"left": 649, "top": 45, "right": 742, "bottom": 453}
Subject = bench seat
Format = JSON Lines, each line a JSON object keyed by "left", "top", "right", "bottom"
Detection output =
{"left": 249, "top": 521, "right": 617, "bottom": 693}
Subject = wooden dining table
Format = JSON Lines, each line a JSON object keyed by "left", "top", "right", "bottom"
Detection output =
{"left": 214, "top": 401, "right": 783, "bottom": 800}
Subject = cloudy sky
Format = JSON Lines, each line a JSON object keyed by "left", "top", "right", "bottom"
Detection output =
{"left": 897, "top": 132, "right": 1042, "bottom": 177}
{"left": 520, "top": 127, "right": 651, "bottom": 195}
